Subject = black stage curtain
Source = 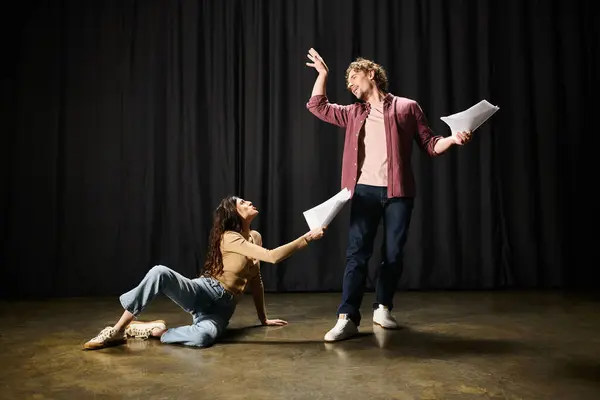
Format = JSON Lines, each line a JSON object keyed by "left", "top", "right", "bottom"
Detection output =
{"left": 1, "top": 0, "right": 595, "bottom": 298}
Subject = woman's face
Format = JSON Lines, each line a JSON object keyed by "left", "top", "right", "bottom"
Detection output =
{"left": 236, "top": 198, "right": 258, "bottom": 220}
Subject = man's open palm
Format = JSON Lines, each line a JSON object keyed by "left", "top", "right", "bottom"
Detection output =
{"left": 306, "top": 48, "right": 329, "bottom": 74}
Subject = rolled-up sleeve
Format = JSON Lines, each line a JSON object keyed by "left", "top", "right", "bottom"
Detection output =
{"left": 306, "top": 95, "right": 350, "bottom": 128}
{"left": 412, "top": 102, "right": 442, "bottom": 157}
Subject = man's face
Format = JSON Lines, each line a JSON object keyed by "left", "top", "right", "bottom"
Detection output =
{"left": 347, "top": 69, "right": 376, "bottom": 100}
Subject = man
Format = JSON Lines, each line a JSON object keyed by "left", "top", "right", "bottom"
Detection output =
{"left": 305, "top": 48, "right": 472, "bottom": 342}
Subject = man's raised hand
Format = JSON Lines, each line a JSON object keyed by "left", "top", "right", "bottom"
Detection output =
{"left": 306, "top": 48, "right": 329, "bottom": 75}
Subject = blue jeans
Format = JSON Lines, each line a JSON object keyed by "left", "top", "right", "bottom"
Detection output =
{"left": 119, "top": 265, "right": 237, "bottom": 348}
{"left": 338, "top": 184, "right": 414, "bottom": 326}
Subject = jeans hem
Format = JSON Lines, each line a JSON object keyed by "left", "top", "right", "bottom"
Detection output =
{"left": 119, "top": 294, "right": 139, "bottom": 318}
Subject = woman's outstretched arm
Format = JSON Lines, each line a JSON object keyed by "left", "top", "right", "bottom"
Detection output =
{"left": 222, "top": 227, "right": 325, "bottom": 264}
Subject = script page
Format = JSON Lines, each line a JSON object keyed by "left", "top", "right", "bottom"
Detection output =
{"left": 440, "top": 100, "right": 500, "bottom": 134}
{"left": 303, "top": 188, "right": 351, "bottom": 230}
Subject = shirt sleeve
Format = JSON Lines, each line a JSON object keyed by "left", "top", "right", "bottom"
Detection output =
{"left": 247, "top": 231, "right": 264, "bottom": 286}
{"left": 222, "top": 231, "right": 309, "bottom": 264}
{"left": 412, "top": 101, "right": 443, "bottom": 156}
{"left": 306, "top": 95, "right": 351, "bottom": 128}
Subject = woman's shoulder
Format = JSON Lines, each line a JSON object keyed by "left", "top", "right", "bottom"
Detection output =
{"left": 222, "top": 230, "right": 242, "bottom": 238}
{"left": 249, "top": 230, "right": 262, "bottom": 245}
{"left": 222, "top": 230, "right": 262, "bottom": 244}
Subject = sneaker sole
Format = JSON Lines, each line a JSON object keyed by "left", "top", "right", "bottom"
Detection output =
{"left": 324, "top": 336, "right": 353, "bottom": 342}
{"left": 82, "top": 337, "right": 126, "bottom": 350}
{"left": 323, "top": 330, "right": 359, "bottom": 342}
{"left": 372, "top": 321, "right": 399, "bottom": 330}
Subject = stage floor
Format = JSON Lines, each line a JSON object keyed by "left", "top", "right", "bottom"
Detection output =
{"left": 1, "top": 291, "right": 599, "bottom": 399}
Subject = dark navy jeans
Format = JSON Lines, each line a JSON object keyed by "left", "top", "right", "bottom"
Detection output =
{"left": 337, "top": 184, "right": 414, "bottom": 326}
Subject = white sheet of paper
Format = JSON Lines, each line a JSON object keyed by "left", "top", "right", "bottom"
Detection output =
{"left": 303, "top": 188, "right": 351, "bottom": 230}
{"left": 440, "top": 100, "right": 500, "bottom": 134}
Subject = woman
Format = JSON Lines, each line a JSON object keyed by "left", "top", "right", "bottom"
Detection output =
{"left": 83, "top": 196, "right": 325, "bottom": 350}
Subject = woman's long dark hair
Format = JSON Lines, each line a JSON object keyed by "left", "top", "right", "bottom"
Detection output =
{"left": 201, "top": 196, "right": 244, "bottom": 277}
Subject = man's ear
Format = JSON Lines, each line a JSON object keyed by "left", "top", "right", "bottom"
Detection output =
{"left": 368, "top": 69, "right": 375, "bottom": 80}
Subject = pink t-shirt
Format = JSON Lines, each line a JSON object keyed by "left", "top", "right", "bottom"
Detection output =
{"left": 357, "top": 103, "right": 388, "bottom": 187}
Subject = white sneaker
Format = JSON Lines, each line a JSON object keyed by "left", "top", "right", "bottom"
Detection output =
{"left": 324, "top": 314, "right": 358, "bottom": 342}
{"left": 83, "top": 326, "right": 126, "bottom": 350}
{"left": 373, "top": 304, "right": 399, "bottom": 329}
{"left": 125, "top": 320, "right": 167, "bottom": 339}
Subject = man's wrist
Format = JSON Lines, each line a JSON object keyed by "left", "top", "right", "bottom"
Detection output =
{"left": 434, "top": 136, "right": 454, "bottom": 154}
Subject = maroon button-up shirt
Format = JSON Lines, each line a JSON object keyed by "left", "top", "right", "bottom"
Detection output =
{"left": 306, "top": 93, "right": 442, "bottom": 198}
